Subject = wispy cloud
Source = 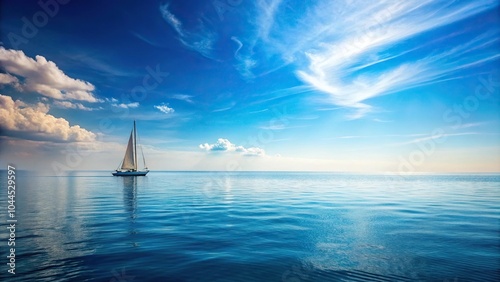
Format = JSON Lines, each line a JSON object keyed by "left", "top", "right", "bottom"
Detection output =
{"left": 160, "top": 3, "right": 183, "bottom": 34}
{"left": 53, "top": 101, "right": 99, "bottom": 111}
{"left": 231, "top": 36, "right": 243, "bottom": 58}
{"left": 230, "top": 0, "right": 285, "bottom": 78}
{"left": 212, "top": 104, "right": 236, "bottom": 113}
{"left": 66, "top": 53, "right": 134, "bottom": 77}
{"left": 395, "top": 132, "right": 480, "bottom": 146}
{"left": 112, "top": 102, "right": 139, "bottom": 109}
{"left": 326, "top": 133, "right": 427, "bottom": 140}
{"left": 171, "top": 94, "right": 194, "bottom": 104}
{"left": 160, "top": 3, "right": 217, "bottom": 59}
{"left": 451, "top": 121, "right": 491, "bottom": 130}
{"left": 259, "top": 124, "right": 286, "bottom": 130}
{"left": 231, "top": 36, "right": 257, "bottom": 79}
{"left": 200, "top": 138, "right": 265, "bottom": 156}
{"left": 131, "top": 31, "right": 165, "bottom": 48}
{"left": 296, "top": 1, "right": 499, "bottom": 118}
{"left": 255, "top": 0, "right": 283, "bottom": 42}
{"left": 240, "top": 0, "right": 499, "bottom": 118}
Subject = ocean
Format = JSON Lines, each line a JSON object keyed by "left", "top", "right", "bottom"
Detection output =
{"left": 0, "top": 171, "right": 499, "bottom": 281}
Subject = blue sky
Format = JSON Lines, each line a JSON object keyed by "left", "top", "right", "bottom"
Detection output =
{"left": 0, "top": 0, "right": 499, "bottom": 173}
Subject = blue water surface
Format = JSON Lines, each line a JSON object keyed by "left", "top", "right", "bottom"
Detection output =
{"left": 0, "top": 171, "right": 499, "bottom": 281}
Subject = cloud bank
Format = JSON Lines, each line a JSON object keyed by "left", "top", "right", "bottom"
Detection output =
{"left": 0, "top": 47, "right": 99, "bottom": 102}
{"left": 199, "top": 138, "right": 265, "bottom": 156}
{"left": 0, "top": 94, "right": 96, "bottom": 142}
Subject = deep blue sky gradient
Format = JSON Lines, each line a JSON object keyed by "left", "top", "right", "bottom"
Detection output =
{"left": 0, "top": 0, "right": 499, "bottom": 172}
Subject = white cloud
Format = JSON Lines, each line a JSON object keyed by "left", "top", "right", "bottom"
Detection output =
{"left": 159, "top": 4, "right": 216, "bottom": 59}
{"left": 105, "top": 97, "right": 119, "bottom": 103}
{"left": 240, "top": 146, "right": 266, "bottom": 157}
{"left": 112, "top": 102, "right": 139, "bottom": 109}
{"left": 200, "top": 138, "right": 235, "bottom": 151}
{"left": 53, "top": 101, "right": 97, "bottom": 111}
{"left": 0, "top": 47, "right": 99, "bottom": 102}
{"left": 0, "top": 94, "right": 96, "bottom": 142}
{"left": 154, "top": 103, "right": 174, "bottom": 114}
{"left": 199, "top": 138, "right": 265, "bottom": 156}
{"left": 243, "top": 0, "right": 499, "bottom": 118}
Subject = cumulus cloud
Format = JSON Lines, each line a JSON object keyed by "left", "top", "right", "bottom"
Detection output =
{"left": 0, "top": 47, "right": 98, "bottom": 102}
{"left": 239, "top": 146, "right": 266, "bottom": 157}
{"left": 154, "top": 103, "right": 175, "bottom": 114}
{"left": 0, "top": 73, "right": 21, "bottom": 90}
{"left": 199, "top": 138, "right": 265, "bottom": 156}
{"left": 200, "top": 138, "right": 235, "bottom": 151}
{"left": 0, "top": 94, "right": 96, "bottom": 142}
{"left": 112, "top": 102, "right": 139, "bottom": 109}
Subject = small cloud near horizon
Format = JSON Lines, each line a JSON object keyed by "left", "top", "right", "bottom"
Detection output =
{"left": 199, "top": 138, "right": 265, "bottom": 157}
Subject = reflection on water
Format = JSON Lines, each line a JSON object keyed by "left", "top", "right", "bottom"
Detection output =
{"left": 122, "top": 176, "right": 139, "bottom": 249}
{"left": 0, "top": 172, "right": 97, "bottom": 281}
{"left": 122, "top": 177, "right": 137, "bottom": 219}
{"left": 0, "top": 171, "right": 498, "bottom": 281}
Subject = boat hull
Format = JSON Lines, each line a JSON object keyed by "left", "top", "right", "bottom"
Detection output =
{"left": 112, "top": 170, "right": 149, "bottom": 176}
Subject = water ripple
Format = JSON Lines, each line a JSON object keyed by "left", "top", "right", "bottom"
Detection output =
{"left": 0, "top": 171, "right": 498, "bottom": 281}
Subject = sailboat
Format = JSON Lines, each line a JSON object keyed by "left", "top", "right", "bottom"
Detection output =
{"left": 112, "top": 121, "right": 149, "bottom": 176}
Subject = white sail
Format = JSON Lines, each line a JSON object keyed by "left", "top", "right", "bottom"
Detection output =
{"left": 121, "top": 130, "right": 136, "bottom": 170}
{"left": 113, "top": 121, "right": 149, "bottom": 176}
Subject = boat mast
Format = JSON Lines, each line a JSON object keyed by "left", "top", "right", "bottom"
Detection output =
{"left": 134, "top": 120, "right": 138, "bottom": 171}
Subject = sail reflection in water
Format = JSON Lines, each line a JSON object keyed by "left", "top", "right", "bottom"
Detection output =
{"left": 122, "top": 176, "right": 138, "bottom": 218}
{"left": 122, "top": 177, "right": 140, "bottom": 248}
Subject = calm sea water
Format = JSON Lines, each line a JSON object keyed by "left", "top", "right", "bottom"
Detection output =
{"left": 0, "top": 171, "right": 498, "bottom": 281}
